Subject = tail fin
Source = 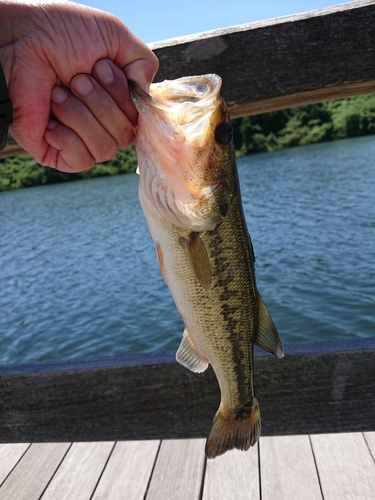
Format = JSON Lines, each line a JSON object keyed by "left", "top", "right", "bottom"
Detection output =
{"left": 205, "top": 399, "right": 261, "bottom": 459}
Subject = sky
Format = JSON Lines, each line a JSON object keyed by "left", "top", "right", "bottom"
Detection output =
{"left": 76, "top": 0, "right": 354, "bottom": 44}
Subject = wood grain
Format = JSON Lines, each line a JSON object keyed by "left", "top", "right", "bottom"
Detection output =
{"left": 203, "top": 445, "right": 260, "bottom": 500}
{"left": 1, "top": 434, "right": 374, "bottom": 499}
{"left": 311, "top": 432, "right": 375, "bottom": 499}
{"left": 0, "top": 444, "right": 30, "bottom": 485}
{"left": 259, "top": 436, "right": 321, "bottom": 500}
{"left": 0, "top": 139, "right": 25, "bottom": 159}
{"left": 41, "top": 442, "right": 114, "bottom": 500}
{"left": 0, "top": 338, "right": 374, "bottom": 443}
{"left": 92, "top": 441, "right": 160, "bottom": 500}
{"left": 146, "top": 439, "right": 206, "bottom": 500}
{"left": 0, "top": 443, "right": 70, "bottom": 500}
{"left": 363, "top": 431, "right": 375, "bottom": 462}
{"left": 2, "top": 1, "right": 375, "bottom": 157}
{"left": 151, "top": 0, "right": 375, "bottom": 117}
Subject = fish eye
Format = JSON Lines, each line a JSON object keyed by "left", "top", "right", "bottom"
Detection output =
{"left": 215, "top": 121, "right": 233, "bottom": 147}
{"left": 195, "top": 83, "right": 207, "bottom": 94}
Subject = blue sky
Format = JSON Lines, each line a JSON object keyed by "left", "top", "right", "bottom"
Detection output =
{"left": 76, "top": 0, "right": 353, "bottom": 43}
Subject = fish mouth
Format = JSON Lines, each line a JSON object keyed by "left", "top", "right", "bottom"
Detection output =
{"left": 130, "top": 74, "right": 232, "bottom": 232}
{"left": 129, "top": 75, "right": 222, "bottom": 129}
{"left": 128, "top": 81, "right": 170, "bottom": 112}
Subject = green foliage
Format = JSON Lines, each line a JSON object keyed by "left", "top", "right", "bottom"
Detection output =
{"left": 1, "top": 94, "right": 374, "bottom": 191}
{"left": 233, "top": 94, "right": 375, "bottom": 155}
{"left": 327, "top": 95, "right": 375, "bottom": 139}
{"left": 0, "top": 144, "right": 138, "bottom": 192}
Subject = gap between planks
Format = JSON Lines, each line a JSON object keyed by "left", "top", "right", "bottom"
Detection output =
{"left": 0, "top": 433, "right": 375, "bottom": 500}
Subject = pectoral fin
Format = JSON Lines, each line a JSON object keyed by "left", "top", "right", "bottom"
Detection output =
{"left": 255, "top": 294, "right": 284, "bottom": 358}
{"left": 176, "top": 329, "right": 209, "bottom": 373}
{"left": 180, "top": 232, "right": 212, "bottom": 290}
{"left": 156, "top": 244, "right": 167, "bottom": 283}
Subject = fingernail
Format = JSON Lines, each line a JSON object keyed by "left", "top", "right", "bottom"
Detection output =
{"left": 51, "top": 86, "right": 68, "bottom": 104}
{"left": 94, "top": 60, "right": 114, "bottom": 85}
{"left": 72, "top": 75, "right": 94, "bottom": 96}
{"left": 46, "top": 118, "right": 58, "bottom": 130}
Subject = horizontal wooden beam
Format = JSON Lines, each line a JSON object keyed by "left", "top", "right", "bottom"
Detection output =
{"left": 0, "top": 338, "right": 374, "bottom": 443}
{"left": 150, "top": 0, "right": 375, "bottom": 118}
{"left": 0, "top": 137, "right": 25, "bottom": 160}
{"left": 2, "top": 0, "right": 375, "bottom": 158}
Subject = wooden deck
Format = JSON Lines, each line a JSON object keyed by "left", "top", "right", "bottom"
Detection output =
{"left": 1, "top": 433, "right": 375, "bottom": 499}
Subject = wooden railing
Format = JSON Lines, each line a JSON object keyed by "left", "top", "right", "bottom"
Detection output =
{"left": 2, "top": 0, "right": 375, "bottom": 159}
{"left": 1, "top": 0, "right": 374, "bottom": 442}
{"left": 0, "top": 338, "right": 374, "bottom": 442}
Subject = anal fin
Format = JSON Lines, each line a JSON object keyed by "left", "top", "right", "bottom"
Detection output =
{"left": 255, "top": 294, "right": 284, "bottom": 358}
{"left": 176, "top": 329, "right": 209, "bottom": 373}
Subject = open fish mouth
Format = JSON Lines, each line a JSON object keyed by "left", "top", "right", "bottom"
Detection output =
{"left": 129, "top": 75, "right": 221, "bottom": 106}
{"left": 128, "top": 81, "right": 170, "bottom": 112}
{"left": 129, "top": 75, "right": 222, "bottom": 128}
{"left": 130, "top": 74, "right": 234, "bottom": 231}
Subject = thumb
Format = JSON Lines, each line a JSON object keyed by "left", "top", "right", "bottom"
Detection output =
{"left": 123, "top": 55, "right": 159, "bottom": 92}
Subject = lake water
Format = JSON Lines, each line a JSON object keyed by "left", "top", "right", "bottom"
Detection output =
{"left": 1, "top": 136, "right": 374, "bottom": 364}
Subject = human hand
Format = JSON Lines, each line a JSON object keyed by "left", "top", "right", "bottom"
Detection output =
{"left": 0, "top": 0, "right": 159, "bottom": 172}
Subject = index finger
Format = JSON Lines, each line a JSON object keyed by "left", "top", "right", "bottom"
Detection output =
{"left": 93, "top": 59, "right": 138, "bottom": 126}
{"left": 99, "top": 17, "right": 159, "bottom": 89}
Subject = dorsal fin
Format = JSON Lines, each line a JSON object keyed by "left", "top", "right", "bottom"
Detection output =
{"left": 255, "top": 294, "right": 284, "bottom": 358}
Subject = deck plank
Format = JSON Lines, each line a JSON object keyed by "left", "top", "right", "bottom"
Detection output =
{"left": 0, "top": 443, "right": 70, "bottom": 500}
{"left": 0, "top": 444, "right": 30, "bottom": 485}
{"left": 146, "top": 439, "right": 206, "bottom": 500}
{"left": 1, "top": 434, "right": 374, "bottom": 499}
{"left": 311, "top": 432, "right": 375, "bottom": 499}
{"left": 260, "top": 435, "right": 322, "bottom": 500}
{"left": 363, "top": 431, "right": 375, "bottom": 461}
{"left": 41, "top": 442, "right": 114, "bottom": 500}
{"left": 202, "top": 445, "right": 260, "bottom": 500}
{"left": 92, "top": 440, "right": 160, "bottom": 500}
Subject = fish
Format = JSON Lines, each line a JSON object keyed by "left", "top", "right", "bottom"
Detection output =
{"left": 129, "top": 74, "right": 284, "bottom": 459}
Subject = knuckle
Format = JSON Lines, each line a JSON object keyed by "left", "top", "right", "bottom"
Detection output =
{"left": 94, "top": 139, "right": 118, "bottom": 163}
{"left": 117, "top": 128, "right": 135, "bottom": 149}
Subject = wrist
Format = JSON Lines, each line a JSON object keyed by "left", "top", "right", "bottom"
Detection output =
{"left": 0, "top": 63, "right": 13, "bottom": 151}
{"left": 0, "top": 1, "right": 20, "bottom": 86}
{"left": 0, "top": 3, "right": 14, "bottom": 151}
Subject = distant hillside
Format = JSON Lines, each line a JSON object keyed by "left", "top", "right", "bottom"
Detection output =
{"left": 0, "top": 146, "right": 138, "bottom": 192}
{"left": 232, "top": 94, "right": 375, "bottom": 155}
{"left": 1, "top": 94, "right": 374, "bottom": 192}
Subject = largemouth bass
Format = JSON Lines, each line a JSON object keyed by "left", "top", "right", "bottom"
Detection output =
{"left": 129, "top": 75, "right": 284, "bottom": 459}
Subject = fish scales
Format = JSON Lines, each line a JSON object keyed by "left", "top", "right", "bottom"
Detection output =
{"left": 200, "top": 195, "right": 257, "bottom": 411}
{"left": 153, "top": 193, "right": 257, "bottom": 412}
{"left": 130, "top": 74, "right": 284, "bottom": 459}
